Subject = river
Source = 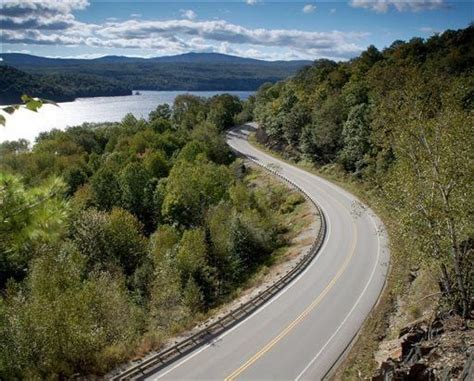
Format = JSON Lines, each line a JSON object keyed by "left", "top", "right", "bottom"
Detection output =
{"left": 0, "top": 90, "right": 253, "bottom": 144}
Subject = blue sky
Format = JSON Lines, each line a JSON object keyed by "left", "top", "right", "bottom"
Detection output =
{"left": 1, "top": 1, "right": 472, "bottom": 60}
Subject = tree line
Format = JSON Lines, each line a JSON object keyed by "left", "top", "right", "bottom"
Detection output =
{"left": 251, "top": 26, "right": 473, "bottom": 318}
{"left": 0, "top": 54, "right": 309, "bottom": 94}
{"left": 0, "top": 65, "right": 132, "bottom": 104}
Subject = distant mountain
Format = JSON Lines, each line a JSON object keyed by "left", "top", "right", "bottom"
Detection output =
{"left": 0, "top": 52, "right": 311, "bottom": 66}
{"left": 0, "top": 53, "right": 312, "bottom": 93}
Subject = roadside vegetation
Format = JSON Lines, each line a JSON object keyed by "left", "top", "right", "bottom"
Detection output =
{"left": 0, "top": 93, "right": 313, "bottom": 378}
{"left": 1, "top": 24, "right": 471, "bottom": 380}
{"left": 247, "top": 25, "right": 473, "bottom": 378}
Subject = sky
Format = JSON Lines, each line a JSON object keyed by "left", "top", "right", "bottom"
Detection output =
{"left": 0, "top": 0, "right": 472, "bottom": 61}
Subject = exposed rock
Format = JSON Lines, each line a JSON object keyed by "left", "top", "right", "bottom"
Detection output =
{"left": 401, "top": 331, "right": 425, "bottom": 358}
{"left": 372, "top": 314, "right": 473, "bottom": 381}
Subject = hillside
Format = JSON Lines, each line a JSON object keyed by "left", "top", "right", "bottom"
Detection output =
{"left": 0, "top": 53, "right": 311, "bottom": 93}
{"left": 0, "top": 65, "right": 132, "bottom": 104}
{"left": 0, "top": 93, "right": 316, "bottom": 378}
{"left": 251, "top": 25, "right": 473, "bottom": 379}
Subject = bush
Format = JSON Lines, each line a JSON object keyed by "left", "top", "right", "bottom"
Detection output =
{"left": 279, "top": 193, "right": 305, "bottom": 214}
{"left": 0, "top": 242, "right": 142, "bottom": 378}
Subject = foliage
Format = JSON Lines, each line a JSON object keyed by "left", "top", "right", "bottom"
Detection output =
{"left": 0, "top": 173, "right": 68, "bottom": 288}
{"left": 382, "top": 79, "right": 473, "bottom": 317}
{"left": 251, "top": 25, "right": 474, "bottom": 319}
{"left": 0, "top": 92, "right": 288, "bottom": 377}
{"left": 0, "top": 54, "right": 310, "bottom": 99}
{"left": 0, "top": 65, "right": 131, "bottom": 105}
{"left": 162, "top": 158, "right": 233, "bottom": 226}
{"left": 0, "top": 242, "right": 141, "bottom": 378}
{"left": 207, "top": 94, "right": 243, "bottom": 130}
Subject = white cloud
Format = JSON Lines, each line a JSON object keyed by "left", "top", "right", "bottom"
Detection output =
{"left": 130, "top": 13, "right": 141, "bottom": 18}
{"left": 0, "top": 0, "right": 88, "bottom": 31}
{"left": 350, "top": 0, "right": 446, "bottom": 13}
{"left": 7, "top": 49, "right": 31, "bottom": 54}
{"left": 419, "top": 26, "right": 441, "bottom": 34}
{"left": 180, "top": 9, "right": 197, "bottom": 20}
{"left": 245, "top": 0, "right": 260, "bottom": 5}
{"left": 303, "top": 4, "right": 316, "bottom": 13}
{"left": 1, "top": 0, "right": 369, "bottom": 60}
{"left": 0, "top": 0, "right": 89, "bottom": 17}
{"left": 95, "top": 19, "right": 367, "bottom": 56}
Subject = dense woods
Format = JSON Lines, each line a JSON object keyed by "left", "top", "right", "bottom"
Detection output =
{"left": 1, "top": 23, "right": 472, "bottom": 379}
{"left": 0, "top": 65, "right": 132, "bottom": 104}
{"left": 0, "top": 53, "right": 309, "bottom": 102}
{"left": 0, "top": 93, "right": 298, "bottom": 378}
{"left": 252, "top": 26, "right": 473, "bottom": 319}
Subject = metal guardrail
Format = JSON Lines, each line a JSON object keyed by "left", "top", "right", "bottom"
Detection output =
{"left": 109, "top": 144, "right": 327, "bottom": 381}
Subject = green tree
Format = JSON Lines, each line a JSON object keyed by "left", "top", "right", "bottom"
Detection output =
{"left": 148, "top": 251, "right": 186, "bottom": 331}
{"left": 190, "top": 122, "right": 232, "bottom": 164}
{"left": 339, "top": 103, "right": 372, "bottom": 174}
{"left": 182, "top": 276, "right": 204, "bottom": 312}
{"left": 90, "top": 166, "right": 122, "bottom": 210}
{"left": 162, "top": 159, "right": 233, "bottom": 226}
{"left": 176, "top": 228, "right": 217, "bottom": 306}
{"left": 148, "top": 224, "right": 180, "bottom": 267}
{"left": 0, "top": 242, "right": 141, "bottom": 378}
{"left": 71, "top": 208, "right": 147, "bottom": 277}
{"left": 0, "top": 173, "right": 68, "bottom": 287}
{"left": 149, "top": 103, "right": 172, "bottom": 121}
{"left": 63, "top": 166, "right": 88, "bottom": 196}
{"left": 172, "top": 95, "right": 207, "bottom": 130}
{"left": 385, "top": 83, "right": 473, "bottom": 318}
{"left": 207, "top": 94, "right": 242, "bottom": 130}
{"left": 206, "top": 203, "right": 242, "bottom": 289}
{"left": 119, "top": 161, "right": 152, "bottom": 222}
{"left": 143, "top": 150, "right": 169, "bottom": 179}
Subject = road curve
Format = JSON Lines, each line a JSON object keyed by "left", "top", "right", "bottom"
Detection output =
{"left": 146, "top": 124, "right": 390, "bottom": 380}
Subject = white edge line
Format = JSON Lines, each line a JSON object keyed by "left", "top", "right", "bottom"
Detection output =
{"left": 152, "top": 151, "right": 333, "bottom": 380}
{"left": 231, "top": 128, "right": 389, "bottom": 381}
{"left": 295, "top": 212, "right": 384, "bottom": 380}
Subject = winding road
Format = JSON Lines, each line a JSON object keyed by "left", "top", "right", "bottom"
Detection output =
{"left": 146, "top": 124, "right": 390, "bottom": 380}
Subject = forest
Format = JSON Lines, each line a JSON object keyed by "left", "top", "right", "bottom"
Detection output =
{"left": 251, "top": 25, "right": 473, "bottom": 376}
{"left": 1, "top": 23, "right": 472, "bottom": 379}
{"left": 0, "top": 53, "right": 309, "bottom": 96}
{"left": 0, "top": 65, "right": 132, "bottom": 104}
{"left": 0, "top": 93, "right": 302, "bottom": 378}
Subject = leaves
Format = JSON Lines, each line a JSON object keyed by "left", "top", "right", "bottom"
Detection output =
{"left": 2, "top": 105, "right": 20, "bottom": 115}
{"left": 0, "top": 92, "right": 288, "bottom": 378}
{"left": 24, "top": 98, "right": 43, "bottom": 113}
{"left": 0, "top": 95, "right": 59, "bottom": 127}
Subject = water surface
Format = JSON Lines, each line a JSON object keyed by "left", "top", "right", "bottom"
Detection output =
{"left": 0, "top": 90, "right": 253, "bottom": 143}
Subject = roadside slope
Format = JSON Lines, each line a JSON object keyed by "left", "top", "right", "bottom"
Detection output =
{"left": 143, "top": 123, "right": 389, "bottom": 380}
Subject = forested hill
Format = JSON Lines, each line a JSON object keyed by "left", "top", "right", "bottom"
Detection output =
{"left": 0, "top": 93, "right": 301, "bottom": 378}
{"left": 0, "top": 65, "right": 132, "bottom": 104}
{"left": 253, "top": 25, "right": 473, "bottom": 168}
{"left": 252, "top": 25, "right": 473, "bottom": 378}
{"left": 0, "top": 52, "right": 311, "bottom": 93}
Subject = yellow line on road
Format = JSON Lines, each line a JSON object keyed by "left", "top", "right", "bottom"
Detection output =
{"left": 224, "top": 218, "right": 357, "bottom": 381}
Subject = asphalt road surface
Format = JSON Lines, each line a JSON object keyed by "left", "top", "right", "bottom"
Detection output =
{"left": 146, "top": 124, "right": 390, "bottom": 380}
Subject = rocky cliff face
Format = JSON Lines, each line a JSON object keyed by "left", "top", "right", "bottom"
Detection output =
{"left": 372, "top": 312, "right": 473, "bottom": 381}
